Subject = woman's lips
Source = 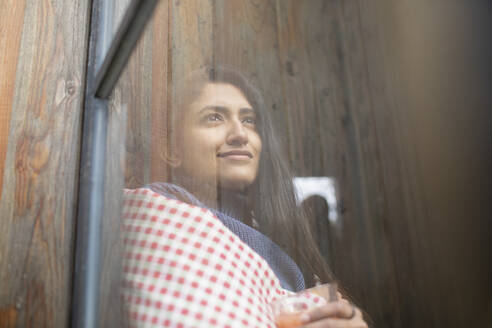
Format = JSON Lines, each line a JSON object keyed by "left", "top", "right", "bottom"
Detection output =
{"left": 217, "top": 150, "right": 253, "bottom": 160}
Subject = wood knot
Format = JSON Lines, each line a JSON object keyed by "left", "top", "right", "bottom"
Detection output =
{"left": 55, "top": 79, "right": 78, "bottom": 106}
{"left": 66, "top": 80, "right": 77, "bottom": 96}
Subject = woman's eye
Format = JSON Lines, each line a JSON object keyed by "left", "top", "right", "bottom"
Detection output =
{"left": 207, "top": 113, "right": 223, "bottom": 122}
{"left": 242, "top": 117, "right": 256, "bottom": 125}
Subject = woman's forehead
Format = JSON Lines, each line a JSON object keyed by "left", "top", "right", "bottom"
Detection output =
{"left": 192, "top": 82, "right": 253, "bottom": 109}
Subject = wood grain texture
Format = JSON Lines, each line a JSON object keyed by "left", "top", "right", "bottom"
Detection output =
{"left": 332, "top": 1, "right": 403, "bottom": 324}
{"left": 275, "top": 0, "right": 344, "bottom": 177}
{"left": 353, "top": 2, "right": 426, "bottom": 326}
{"left": 150, "top": 0, "right": 171, "bottom": 183}
{"left": 170, "top": 0, "right": 214, "bottom": 79}
{"left": 274, "top": 2, "right": 398, "bottom": 324}
{"left": 274, "top": 0, "right": 348, "bottom": 279}
{"left": 213, "top": 0, "right": 288, "bottom": 153}
{"left": 358, "top": 2, "right": 492, "bottom": 327}
{"left": 0, "top": 0, "right": 90, "bottom": 326}
{"left": 0, "top": 0, "right": 27, "bottom": 202}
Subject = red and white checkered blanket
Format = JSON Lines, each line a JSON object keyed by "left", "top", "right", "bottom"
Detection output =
{"left": 122, "top": 188, "right": 324, "bottom": 327}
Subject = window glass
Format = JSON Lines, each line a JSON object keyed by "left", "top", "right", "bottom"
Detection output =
{"left": 108, "top": 2, "right": 370, "bottom": 325}
{"left": 99, "top": 1, "right": 492, "bottom": 327}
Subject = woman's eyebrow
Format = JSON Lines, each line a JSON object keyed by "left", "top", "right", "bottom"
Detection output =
{"left": 198, "top": 105, "right": 228, "bottom": 114}
{"left": 239, "top": 107, "right": 256, "bottom": 115}
{"left": 198, "top": 106, "right": 256, "bottom": 115}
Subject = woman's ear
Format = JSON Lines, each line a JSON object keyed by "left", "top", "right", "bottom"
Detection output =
{"left": 162, "top": 134, "right": 182, "bottom": 168}
{"left": 163, "top": 152, "right": 182, "bottom": 168}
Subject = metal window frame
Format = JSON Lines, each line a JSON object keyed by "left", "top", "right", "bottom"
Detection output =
{"left": 71, "top": 1, "right": 159, "bottom": 327}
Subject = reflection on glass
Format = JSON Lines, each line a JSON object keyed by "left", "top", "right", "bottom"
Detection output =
{"left": 96, "top": 0, "right": 133, "bottom": 71}
{"left": 293, "top": 177, "right": 338, "bottom": 224}
{"left": 121, "top": 66, "right": 368, "bottom": 327}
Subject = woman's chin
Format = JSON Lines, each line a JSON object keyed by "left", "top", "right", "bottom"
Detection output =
{"left": 218, "top": 177, "right": 255, "bottom": 192}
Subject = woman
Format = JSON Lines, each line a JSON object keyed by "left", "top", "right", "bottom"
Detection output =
{"left": 123, "top": 66, "right": 368, "bottom": 327}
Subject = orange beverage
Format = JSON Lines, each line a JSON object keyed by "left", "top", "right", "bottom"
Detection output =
{"left": 274, "top": 312, "right": 303, "bottom": 328}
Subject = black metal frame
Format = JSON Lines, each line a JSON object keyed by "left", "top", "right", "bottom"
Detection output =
{"left": 71, "top": 1, "right": 159, "bottom": 327}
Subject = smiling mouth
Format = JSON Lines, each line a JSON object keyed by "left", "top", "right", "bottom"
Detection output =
{"left": 217, "top": 150, "right": 253, "bottom": 159}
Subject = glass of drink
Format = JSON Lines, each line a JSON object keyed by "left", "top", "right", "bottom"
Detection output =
{"left": 270, "top": 283, "right": 338, "bottom": 328}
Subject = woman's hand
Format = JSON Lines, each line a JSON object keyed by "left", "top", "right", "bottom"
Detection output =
{"left": 299, "top": 299, "right": 368, "bottom": 328}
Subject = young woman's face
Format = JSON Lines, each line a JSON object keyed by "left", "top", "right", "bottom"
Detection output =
{"left": 177, "top": 82, "right": 262, "bottom": 191}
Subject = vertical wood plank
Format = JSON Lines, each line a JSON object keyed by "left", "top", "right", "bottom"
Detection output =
{"left": 0, "top": 0, "right": 91, "bottom": 326}
{"left": 332, "top": 1, "right": 403, "bottom": 324}
{"left": 0, "top": 0, "right": 27, "bottom": 201}
{"left": 150, "top": 0, "right": 171, "bottom": 183}
{"left": 170, "top": 0, "right": 214, "bottom": 79}
{"left": 275, "top": 0, "right": 345, "bottom": 177}
{"left": 354, "top": 1, "right": 429, "bottom": 326}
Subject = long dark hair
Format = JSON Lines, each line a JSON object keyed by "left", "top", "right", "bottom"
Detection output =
{"left": 168, "top": 66, "right": 336, "bottom": 287}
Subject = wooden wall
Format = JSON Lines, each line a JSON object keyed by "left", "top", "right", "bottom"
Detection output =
{"left": 1, "top": 0, "right": 489, "bottom": 327}
{"left": 0, "top": 0, "right": 90, "bottom": 326}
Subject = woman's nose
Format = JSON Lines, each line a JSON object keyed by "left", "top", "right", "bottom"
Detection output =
{"left": 226, "top": 119, "right": 248, "bottom": 145}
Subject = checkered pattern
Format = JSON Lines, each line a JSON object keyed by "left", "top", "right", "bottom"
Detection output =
{"left": 122, "top": 188, "right": 323, "bottom": 327}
